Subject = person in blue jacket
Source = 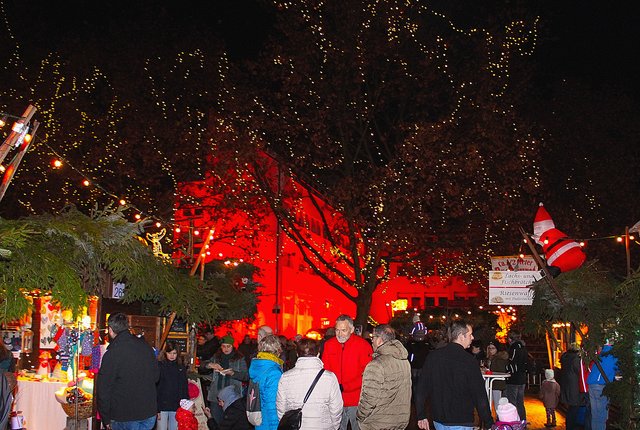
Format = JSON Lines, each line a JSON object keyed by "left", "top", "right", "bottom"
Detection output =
{"left": 248, "top": 334, "right": 284, "bottom": 430}
{"left": 586, "top": 343, "right": 618, "bottom": 430}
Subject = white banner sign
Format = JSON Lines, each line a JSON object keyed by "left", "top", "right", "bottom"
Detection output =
{"left": 490, "top": 255, "right": 538, "bottom": 271}
{"left": 488, "top": 270, "right": 542, "bottom": 306}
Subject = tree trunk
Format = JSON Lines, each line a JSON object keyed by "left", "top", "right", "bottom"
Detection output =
{"left": 354, "top": 290, "right": 373, "bottom": 330}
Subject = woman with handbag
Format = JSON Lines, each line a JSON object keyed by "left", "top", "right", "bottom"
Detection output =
{"left": 276, "top": 339, "right": 342, "bottom": 429}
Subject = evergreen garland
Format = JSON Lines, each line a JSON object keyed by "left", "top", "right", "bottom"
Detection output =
{"left": 0, "top": 205, "right": 258, "bottom": 324}
{"left": 524, "top": 262, "right": 639, "bottom": 428}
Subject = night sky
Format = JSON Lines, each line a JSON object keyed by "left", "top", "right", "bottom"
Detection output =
{"left": 5, "top": 1, "right": 636, "bottom": 91}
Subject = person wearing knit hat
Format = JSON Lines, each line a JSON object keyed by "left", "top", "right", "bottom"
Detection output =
{"left": 496, "top": 397, "right": 520, "bottom": 423}
{"left": 175, "top": 399, "right": 198, "bottom": 430}
{"left": 410, "top": 314, "right": 425, "bottom": 340}
{"left": 201, "top": 385, "right": 253, "bottom": 430}
{"left": 217, "top": 385, "right": 241, "bottom": 412}
{"left": 180, "top": 399, "right": 195, "bottom": 411}
{"left": 220, "top": 335, "right": 235, "bottom": 346}
{"left": 539, "top": 369, "right": 560, "bottom": 427}
{"left": 199, "top": 332, "right": 248, "bottom": 426}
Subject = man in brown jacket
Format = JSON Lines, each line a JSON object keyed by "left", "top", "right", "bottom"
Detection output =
{"left": 357, "top": 325, "right": 411, "bottom": 430}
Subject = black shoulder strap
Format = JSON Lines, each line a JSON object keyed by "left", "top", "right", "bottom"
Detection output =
{"left": 303, "top": 369, "right": 325, "bottom": 404}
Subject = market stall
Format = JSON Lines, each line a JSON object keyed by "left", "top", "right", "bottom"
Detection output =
{"left": 2, "top": 295, "right": 100, "bottom": 428}
{"left": 14, "top": 378, "right": 68, "bottom": 429}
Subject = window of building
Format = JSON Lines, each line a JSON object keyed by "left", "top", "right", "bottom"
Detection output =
{"left": 411, "top": 297, "right": 421, "bottom": 309}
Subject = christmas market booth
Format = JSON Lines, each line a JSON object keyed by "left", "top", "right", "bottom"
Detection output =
{"left": 0, "top": 206, "right": 259, "bottom": 429}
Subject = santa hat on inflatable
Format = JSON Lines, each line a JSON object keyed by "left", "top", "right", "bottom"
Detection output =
{"left": 532, "top": 203, "right": 586, "bottom": 276}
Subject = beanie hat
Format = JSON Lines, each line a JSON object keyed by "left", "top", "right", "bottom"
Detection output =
{"left": 497, "top": 397, "right": 520, "bottom": 422}
{"left": 412, "top": 315, "right": 420, "bottom": 323}
{"left": 180, "top": 399, "right": 194, "bottom": 411}
{"left": 218, "top": 385, "right": 241, "bottom": 411}
{"left": 221, "top": 335, "right": 235, "bottom": 346}
{"left": 545, "top": 368, "right": 555, "bottom": 381}
{"left": 187, "top": 381, "right": 200, "bottom": 399}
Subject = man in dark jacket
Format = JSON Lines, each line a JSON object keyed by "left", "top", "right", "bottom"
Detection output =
{"left": 415, "top": 320, "right": 494, "bottom": 430}
{"left": 97, "top": 313, "right": 160, "bottom": 429}
{"left": 505, "top": 330, "right": 528, "bottom": 422}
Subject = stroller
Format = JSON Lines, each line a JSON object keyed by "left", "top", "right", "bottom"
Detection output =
{"left": 491, "top": 420, "right": 527, "bottom": 430}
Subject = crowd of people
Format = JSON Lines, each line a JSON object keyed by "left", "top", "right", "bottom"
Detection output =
{"left": 94, "top": 312, "right": 619, "bottom": 430}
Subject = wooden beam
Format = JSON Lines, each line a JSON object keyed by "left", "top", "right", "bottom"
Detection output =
{"left": 0, "top": 104, "right": 37, "bottom": 165}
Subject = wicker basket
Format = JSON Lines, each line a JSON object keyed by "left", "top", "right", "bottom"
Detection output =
{"left": 61, "top": 401, "right": 93, "bottom": 420}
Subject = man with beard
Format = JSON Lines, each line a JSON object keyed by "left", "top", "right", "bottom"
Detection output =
{"left": 321, "top": 315, "right": 372, "bottom": 430}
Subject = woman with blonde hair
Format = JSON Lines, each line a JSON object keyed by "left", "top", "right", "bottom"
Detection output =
{"left": 248, "top": 334, "right": 284, "bottom": 430}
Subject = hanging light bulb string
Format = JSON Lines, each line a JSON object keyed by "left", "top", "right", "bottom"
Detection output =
{"left": 31, "top": 137, "right": 178, "bottom": 230}
{"left": 521, "top": 230, "right": 639, "bottom": 248}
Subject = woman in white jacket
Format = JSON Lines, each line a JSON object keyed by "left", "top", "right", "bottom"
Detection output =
{"left": 276, "top": 338, "right": 343, "bottom": 430}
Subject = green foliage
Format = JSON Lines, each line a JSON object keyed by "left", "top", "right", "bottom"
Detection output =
{"left": 524, "top": 263, "right": 639, "bottom": 427}
{"left": 607, "top": 273, "right": 640, "bottom": 427}
{"left": 0, "top": 206, "right": 258, "bottom": 325}
{"left": 524, "top": 261, "right": 617, "bottom": 347}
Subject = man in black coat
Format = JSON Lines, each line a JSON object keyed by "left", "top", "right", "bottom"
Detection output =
{"left": 97, "top": 313, "right": 160, "bottom": 429}
{"left": 505, "top": 330, "right": 529, "bottom": 422}
{"left": 415, "top": 320, "right": 494, "bottom": 430}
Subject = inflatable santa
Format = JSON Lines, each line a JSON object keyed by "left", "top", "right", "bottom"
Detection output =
{"left": 533, "top": 203, "right": 586, "bottom": 277}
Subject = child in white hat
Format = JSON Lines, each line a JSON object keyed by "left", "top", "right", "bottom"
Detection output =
{"left": 175, "top": 398, "right": 198, "bottom": 430}
{"left": 496, "top": 397, "right": 520, "bottom": 423}
{"left": 539, "top": 368, "right": 560, "bottom": 427}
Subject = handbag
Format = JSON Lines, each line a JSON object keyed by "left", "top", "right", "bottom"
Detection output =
{"left": 277, "top": 369, "right": 325, "bottom": 430}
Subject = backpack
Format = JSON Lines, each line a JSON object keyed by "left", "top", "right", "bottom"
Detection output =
{"left": 246, "top": 378, "right": 262, "bottom": 426}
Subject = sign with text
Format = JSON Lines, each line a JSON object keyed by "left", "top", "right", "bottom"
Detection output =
{"left": 488, "top": 270, "right": 543, "bottom": 306}
{"left": 490, "top": 255, "right": 538, "bottom": 272}
{"left": 111, "top": 282, "right": 126, "bottom": 299}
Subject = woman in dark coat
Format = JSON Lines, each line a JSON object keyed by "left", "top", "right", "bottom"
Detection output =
{"left": 486, "top": 341, "right": 509, "bottom": 415}
{"left": 157, "top": 341, "right": 189, "bottom": 430}
{"left": 559, "top": 343, "right": 583, "bottom": 430}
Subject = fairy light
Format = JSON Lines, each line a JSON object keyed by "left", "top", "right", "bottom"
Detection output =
{"left": 4, "top": 1, "right": 630, "bottom": 295}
